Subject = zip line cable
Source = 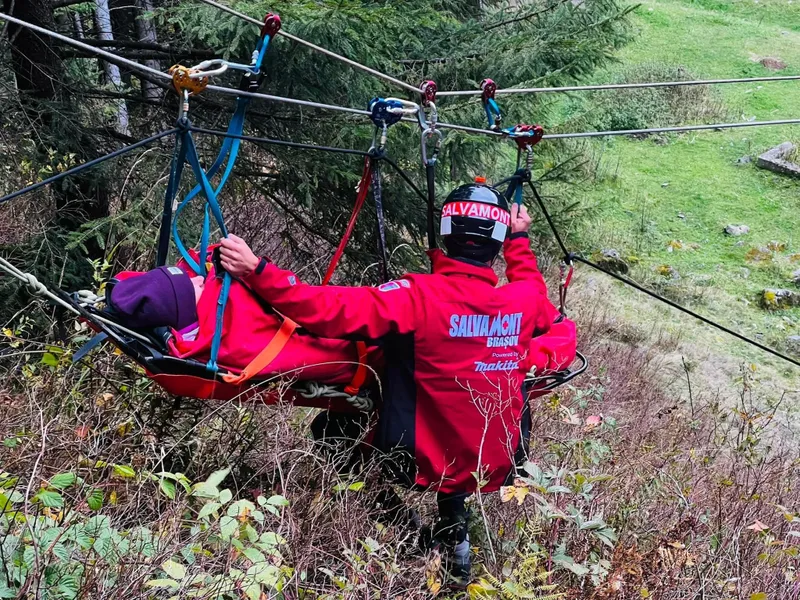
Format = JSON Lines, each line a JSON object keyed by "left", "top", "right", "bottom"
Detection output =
{"left": 2, "top": 13, "right": 799, "bottom": 142}
{"left": 0, "top": 129, "right": 180, "bottom": 206}
{"left": 190, "top": 0, "right": 422, "bottom": 96}
{"left": 523, "top": 181, "right": 800, "bottom": 370}
{"left": 0, "top": 12, "right": 371, "bottom": 118}
{"left": 190, "top": 0, "right": 800, "bottom": 98}
{"left": 438, "top": 75, "right": 800, "bottom": 97}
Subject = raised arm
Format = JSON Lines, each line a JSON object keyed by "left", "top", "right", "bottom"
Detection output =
{"left": 503, "top": 204, "right": 548, "bottom": 297}
{"left": 219, "top": 235, "right": 418, "bottom": 340}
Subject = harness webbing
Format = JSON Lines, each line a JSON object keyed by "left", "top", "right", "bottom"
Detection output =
{"left": 157, "top": 30, "right": 275, "bottom": 373}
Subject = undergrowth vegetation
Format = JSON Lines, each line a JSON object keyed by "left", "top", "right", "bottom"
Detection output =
{"left": 2, "top": 297, "right": 798, "bottom": 599}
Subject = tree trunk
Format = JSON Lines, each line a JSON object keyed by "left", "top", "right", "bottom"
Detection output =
{"left": 3, "top": 0, "right": 61, "bottom": 100}
{"left": 72, "top": 11, "right": 85, "bottom": 38}
{"left": 95, "top": 0, "right": 131, "bottom": 135}
{"left": 136, "top": 0, "right": 163, "bottom": 101}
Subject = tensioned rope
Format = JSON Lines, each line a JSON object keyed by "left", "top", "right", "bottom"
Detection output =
{"left": 189, "top": 0, "right": 800, "bottom": 98}
{"left": 521, "top": 180, "right": 800, "bottom": 370}
{"left": 190, "top": 0, "right": 422, "bottom": 96}
{"left": 2, "top": 13, "right": 799, "bottom": 142}
{"left": 437, "top": 75, "right": 800, "bottom": 97}
{"left": 0, "top": 16, "right": 797, "bottom": 370}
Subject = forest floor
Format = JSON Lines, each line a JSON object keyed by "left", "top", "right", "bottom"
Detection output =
{"left": 563, "top": 0, "right": 800, "bottom": 398}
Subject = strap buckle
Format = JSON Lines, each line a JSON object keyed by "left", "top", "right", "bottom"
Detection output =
{"left": 558, "top": 258, "right": 574, "bottom": 316}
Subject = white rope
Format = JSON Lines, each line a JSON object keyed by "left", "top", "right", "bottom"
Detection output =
{"left": 298, "top": 381, "right": 374, "bottom": 411}
{"left": 437, "top": 75, "right": 800, "bottom": 97}
{"left": 191, "top": 0, "right": 422, "bottom": 96}
{"left": 0, "top": 256, "right": 152, "bottom": 345}
{"left": 3, "top": 12, "right": 797, "bottom": 143}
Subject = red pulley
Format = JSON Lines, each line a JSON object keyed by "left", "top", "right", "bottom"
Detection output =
{"left": 480, "top": 78, "right": 497, "bottom": 103}
{"left": 512, "top": 124, "right": 544, "bottom": 150}
{"left": 262, "top": 13, "right": 282, "bottom": 37}
{"left": 420, "top": 80, "right": 437, "bottom": 106}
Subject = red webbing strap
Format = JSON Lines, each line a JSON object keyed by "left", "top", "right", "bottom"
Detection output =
{"left": 321, "top": 156, "right": 373, "bottom": 394}
{"left": 221, "top": 317, "right": 298, "bottom": 385}
{"left": 322, "top": 156, "right": 373, "bottom": 285}
{"left": 225, "top": 158, "right": 373, "bottom": 392}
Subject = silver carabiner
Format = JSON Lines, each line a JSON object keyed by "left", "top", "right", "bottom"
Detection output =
{"left": 421, "top": 127, "right": 444, "bottom": 166}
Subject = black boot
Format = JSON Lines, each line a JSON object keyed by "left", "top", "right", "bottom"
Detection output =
{"left": 430, "top": 493, "right": 472, "bottom": 589}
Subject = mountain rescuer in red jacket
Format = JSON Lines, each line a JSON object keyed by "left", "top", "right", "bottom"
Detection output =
{"left": 219, "top": 180, "right": 553, "bottom": 586}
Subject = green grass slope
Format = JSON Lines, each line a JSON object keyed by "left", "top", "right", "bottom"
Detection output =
{"left": 570, "top": 0, "right": 800, "bottom": 371}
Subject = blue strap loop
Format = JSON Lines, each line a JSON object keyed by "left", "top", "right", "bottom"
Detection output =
{"left": 166, "top": 30, "right": 275, "bottom": 372}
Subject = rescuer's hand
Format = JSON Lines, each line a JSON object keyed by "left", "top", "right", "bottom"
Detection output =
{"left": 219, "top": 234, "right": 260, "bottom": 277}
{"left": 510, "top": 204, "right": 532, "bottom": 235}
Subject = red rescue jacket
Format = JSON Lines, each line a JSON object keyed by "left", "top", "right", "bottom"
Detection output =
{"left": 245, "top": 233, "right": 552, "bottom": 494}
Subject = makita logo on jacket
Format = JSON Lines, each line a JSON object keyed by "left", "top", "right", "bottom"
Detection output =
{"left": 246, "top": 235, "right": 554, "bottom": 494}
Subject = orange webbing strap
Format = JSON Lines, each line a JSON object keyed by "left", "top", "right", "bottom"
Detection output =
{"left": 222, "top": 158, "right": 373, "bottom": 392}
{"left": 344, "top": 341, "right": 370, "bottom": 396}
{"left": 221, "top": 317, "right": 298, "bottom": 385}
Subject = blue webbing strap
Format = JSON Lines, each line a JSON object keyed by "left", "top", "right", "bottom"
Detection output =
{"left": 168, "top": 32, "right": 274, "bottom": 372}
{"left": 171, "top": 32, "right": 273, "bottom": 276}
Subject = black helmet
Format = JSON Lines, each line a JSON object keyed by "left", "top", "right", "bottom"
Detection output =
{"left": 440, "top": 178, "right": 510, "bottom": 263}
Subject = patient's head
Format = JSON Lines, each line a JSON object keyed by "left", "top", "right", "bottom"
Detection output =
{"left": 109, "top": 266, "right": 201, "bottom": 331}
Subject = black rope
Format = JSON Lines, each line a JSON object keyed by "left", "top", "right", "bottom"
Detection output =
{"left": 187, "top": 126, "right": 370, "bottom": 156}
{"left": 0, "top": 129, "right": 180, "bottom": 206}
{"left": 526, "top": 179, "right": 571, "bottom": 261}
{"left": 425, "top": 162, "right": 437, "bottom": 251}
{"left": 574, "top": 256, "right": 800, "bottom": 368}
{"left": 525, "top": 179, "right": 800, "bottom": 369}
{"left": 370, "top": 157, "right": 390, "bottom": 283}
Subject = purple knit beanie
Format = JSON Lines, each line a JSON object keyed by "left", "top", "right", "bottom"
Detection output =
{"left": 109, "top": 266, "right": 198, "bottom": 330}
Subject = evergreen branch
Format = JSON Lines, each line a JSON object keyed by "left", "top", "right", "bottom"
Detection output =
{"left": 484, "top": 0, "right": 572, "bottom": 32}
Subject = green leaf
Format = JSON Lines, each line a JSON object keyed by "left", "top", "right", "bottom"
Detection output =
{"left": 266, "top": 495, "right": 288, "bottom": 507}
{"left": 348, "top": 481, "right": 365, "bottom": 492}
{"left": 242, "top": 547, "right": 267, "bottom": 564}
{"left": 34, "top": 490, "right": 63, "bottom": 508}
{"left": 227, "top": 499, "right": 256, "bottom": 517}
{"left": 248, "top": 563, "right": 281, "bottom": 586}
{"left": 161, "top": 559, "right": 186, "bottom": 580}
{"left": 86, "top": 489, "right": 104, "bottom": 511}
{"left": 197, "top": 501, "right": 222, "bottom": 520}
{"left": 112, "top": 464, "right": 136, "bottom": 478}
{"left": 160, "top": 479, "right": 177, "bottom": 500}
{"left": 205, "top": 468, "right": 230, "bottom": 489}
{"left": 41, "top": 353, "right": 59, "bottom": 367}
{"left": 0, "top": 493, "right": 11, "bottom": 513}
{"left": 751, "top": 594, "right": 767, "bottom": 600}
{"left": 145, "top": 579, "right": 180, "bottom": 590}
{"left": 52, "top": 543, "right": 71, "bottom": 562}
{"left": 3, "top": 438, "right": 19, "bottom": 449}
{"left": 49, "top": 472, "right": 78, "bottom": 490}
{"left": 546, "top": 485, "right": 572, "bottom": 494}
{"left": 244, "top": 582, "right": 261, "bottom": 600}
{"left": 219, "top": 515, "right": 238, "bottom": 539}
{"left": 219, "top": 488, "right": 232, "bottom": 504}
{"left": 57, "top": 576, "right": 79, "bottom": 599}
